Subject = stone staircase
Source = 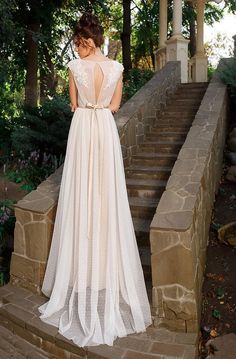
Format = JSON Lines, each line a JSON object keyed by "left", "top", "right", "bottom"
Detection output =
{"left": 0, "top": 82, "right": 208, "bottom": 359}
{"left": 125, "top": 82, "right": 208, "bottom": 303}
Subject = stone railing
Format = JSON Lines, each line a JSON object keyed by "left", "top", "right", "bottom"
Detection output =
{"left": 116, "top": 61, "right": 181, "bottom": 167}
{"left": 150, "top": 64, "right": 228, "bottom": 332}
{"left": 10, "top": 61, "right": 181, "bottom": 294}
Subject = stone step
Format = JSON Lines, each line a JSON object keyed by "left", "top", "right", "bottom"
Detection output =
{"left": 167, "top": 98, "right": 203, "bottom": 105}
{"left": 151, "top": 126, "right": 189, "bottom": 133}
{"left": 161, "top": 110, "right": 197, "bottom": 117}
{"left": 145, "top": 132, "right": 187, "bottom": 142}
{"left": 178, "top": 82, "right": 208, "bottom": 88}
{"left": 132, "top": 152, "right": 178, "bottom": 167}
{"left": 129, "top": 196, "right": 160, "bottom": 219}
{"left": 126, "top": 165, "right": 172, "bottom": 180}
{"left": 171, "top": 92, "right": 206, "bottom": 99}
{"left": 126, "top": 177, "right": 167, "bottom": 198}
{"left": 0, "top": 325, "right": 51, "bottom": 358}
{"left": 165, "top": 104, "right": 200, "bottom": 111}
{"left": 157, "top": 116, "right": 195, "bottom": 122}
{"left": 0, "top": 285, "right": 198, "bottom": 359}
{"left": 138, "top": 141, "right": 184, "bottom": 153}
{"left": 177, "top": 85, "right": 208, "bottom": 91}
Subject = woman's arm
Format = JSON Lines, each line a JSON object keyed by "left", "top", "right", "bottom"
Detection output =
{"left": 108, "top": 74, "right": 123, "bottom": 113}
{"left": 69, "top": 69, "right": 78, "bottom": 112}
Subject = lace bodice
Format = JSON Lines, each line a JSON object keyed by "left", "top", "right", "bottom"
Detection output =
{"left": 67, "top": 58, "right": 124, "bottom": 108}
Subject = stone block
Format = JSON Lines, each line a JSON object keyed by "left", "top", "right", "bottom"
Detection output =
{"left": 149, "top": 341, "right": 186, "bottom": 357}
{"left": 114, "top": 336, "right": 152, "bottom": 352}
{"left": 151, "top": 245, "right": 194, "bottom": 289}
{"left": 87, "top": 345, "right": 127, "bottom": 359}
{"left": 0, "top": 303, "right": 35, "bottom": 328}
{"left": 14, "top": 208, "right": 32, "bottom": 225}
{"left": 25, "top": 222, "right": 48, "bottom": 261}
{"left": 151, "top": 210, "right": 193, "bottom": 231}
{"left": 10, "top": 253, "right": 41, "bottom": 287}
{"left": 41, "top": 340, "right": 71, "bottom": 359}
{"left": 46, "top": 205, "right": 57, "bottom": 221}
{"left": 122, "top": 350, "right": 163, "bottom": 359}
{"left": 12, "top": 322, "right": 43, "bottom": 348}
{"left": 55, "top": 333, "right": 87, "bottom": 356}
{"left": 163, "top": 298, "right": 197, "bottom": 321}
{"left": 150, "top": 230, "right": 180, "bottom": 255}
{"left": 14, "top": 222, "right": 25, "bottom": 255}
{"left": 26, "top": 316, "right": 58, "bottom": 342}
{"left": 174, "top": 332, "right": 198, "bottom": 345}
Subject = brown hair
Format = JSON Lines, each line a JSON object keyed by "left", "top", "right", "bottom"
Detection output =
{"left": 73, "top": 12, "right": 104, "bottom": 49}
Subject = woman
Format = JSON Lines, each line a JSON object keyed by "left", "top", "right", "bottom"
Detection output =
{"left": 38, "top": 12, "right": 152, "bottom": 347}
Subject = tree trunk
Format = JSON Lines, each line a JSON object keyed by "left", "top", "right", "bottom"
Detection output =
{"left": 40, "top": 46, "right": 57, "bottom": 103}
{"left": 188, "top": 3, "right": 196, "bottom": 57}
{"left": 121, "top": 0, "right": 132, "bottom": 71}
{"left": 189, "top": 18, "right": 196, "bottom": 57}
{"left": 25, "top": 22, "right": 40, "bottom": 107}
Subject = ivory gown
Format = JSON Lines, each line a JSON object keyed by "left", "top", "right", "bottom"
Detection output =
{"left": 38, "top": 57, "right": 152, "bottom": 347}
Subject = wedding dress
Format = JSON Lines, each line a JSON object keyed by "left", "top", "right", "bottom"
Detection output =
{"left": 38, "top": 57, "right": 152, "bottom": 347}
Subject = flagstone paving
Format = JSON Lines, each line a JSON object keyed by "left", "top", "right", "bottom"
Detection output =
{"left": 0, "top": 284, "right": 198, "bottom": 358}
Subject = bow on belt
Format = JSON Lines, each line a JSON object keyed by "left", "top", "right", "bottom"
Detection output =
{"left": 85, "top": 102, "right": 108, "bottom": 110}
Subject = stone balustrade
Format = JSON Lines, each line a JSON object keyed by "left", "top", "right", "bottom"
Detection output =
{"left": 116, "top": 61, "right": 181, "bottom": 167}
{"left": 150, "top": 62, "right": 228, "bottom": 332}
{"left": 10, "top": 61, "right": 181, "bottom": 294}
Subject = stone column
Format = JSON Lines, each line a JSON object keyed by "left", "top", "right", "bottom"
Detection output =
{"left": 155, "top": 0, "right": 168, "bottom": 71}
{"left": 159, "top": 0, "right": 168, "bottom": 47}
{"left": 166, "top": 0, "right": 189, "bottom": 82}
{"left": 191, "top": 0, "right": 208, "bottom": 82}
{"left": 173, "top": 0, "right": 182, "bottom": 37}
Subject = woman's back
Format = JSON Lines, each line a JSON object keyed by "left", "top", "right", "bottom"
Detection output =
{"left": 68, "top": 58, "right": 124, "bottom": 108}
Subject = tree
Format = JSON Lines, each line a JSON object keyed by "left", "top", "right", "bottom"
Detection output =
{"left": 121, "top": 0, "right": 132, "bottom": 71}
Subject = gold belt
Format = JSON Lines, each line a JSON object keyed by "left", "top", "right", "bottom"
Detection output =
{"left": 85, "top": 102, "right": 108, "bottom": 110}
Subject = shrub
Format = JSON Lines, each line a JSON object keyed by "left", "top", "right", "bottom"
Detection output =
{"left": 122, "top": 68, "right": 154, "bottom": 103}
{"left": 11, "top": 94, "right": 72, "bottom": 158}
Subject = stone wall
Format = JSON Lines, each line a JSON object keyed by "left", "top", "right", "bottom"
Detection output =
{"left": 150, "top": 67, "right": 228, "bottom": 332}
{"left": 10, "top": 61, "right": 181, "bottom": 294}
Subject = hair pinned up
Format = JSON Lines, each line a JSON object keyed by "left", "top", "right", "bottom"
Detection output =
{"left": 73, "top": 12, "right": 104, "bottom": 48}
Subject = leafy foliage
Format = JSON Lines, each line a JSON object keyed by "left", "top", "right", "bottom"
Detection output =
{"left": 11, "top": 95, "right": 72, "bottom": 157}
{"left": 122, "top": 67, "right": 154, "bottom": 103}
{"left": 218, "top": 59, "right": 236, "bottom": 88}
{"left": 5, "top": 149, "right": 65, "bottom": 191}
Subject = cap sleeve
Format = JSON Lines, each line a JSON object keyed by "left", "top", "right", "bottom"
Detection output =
{"left": 118, "top": 62, "right": 124, "bottom": 74}
{"left": 67, "top": 59, "right": 79, "bottom": 74}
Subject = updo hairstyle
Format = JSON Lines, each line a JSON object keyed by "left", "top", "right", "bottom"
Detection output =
{"left": 73, "top": 12, "right": 104, "bottom": 49}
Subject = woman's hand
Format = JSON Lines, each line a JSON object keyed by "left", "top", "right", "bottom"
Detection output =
{"left": 108, "top": 74, "right": 123, "bottom": 114}
{"left": 108, "top": 104, "right": 120, "bottom": 114}
{"left": 70, "top": 103, "right": 78, "bottom": 112}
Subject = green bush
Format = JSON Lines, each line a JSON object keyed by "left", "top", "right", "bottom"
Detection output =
{"left": 122, "top": 68, "right": 154, "bottom": 103}
{"left": 11, "top": 94, "right": 72, "bottom": 158}
{"left": 5, "top": 149, "right": 65, "bottom": 192}
{"left": 218, "top": 58, "right": 236, "bottom": 88}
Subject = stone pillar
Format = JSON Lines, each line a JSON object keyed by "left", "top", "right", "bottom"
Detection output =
{"left": 155, "top": 0, "right": 168, "bottom": 71}
{"left": 191, "top": 0, "right": 208, "bottom": 82}
{"left": 166, "top": 0, "right": 189, "bottom": 83}
{"left": 173, "top": 0, "right": 182, "bottom": 37}
{"left": 159, "top": 0, "right": 168, "bottom": 47}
